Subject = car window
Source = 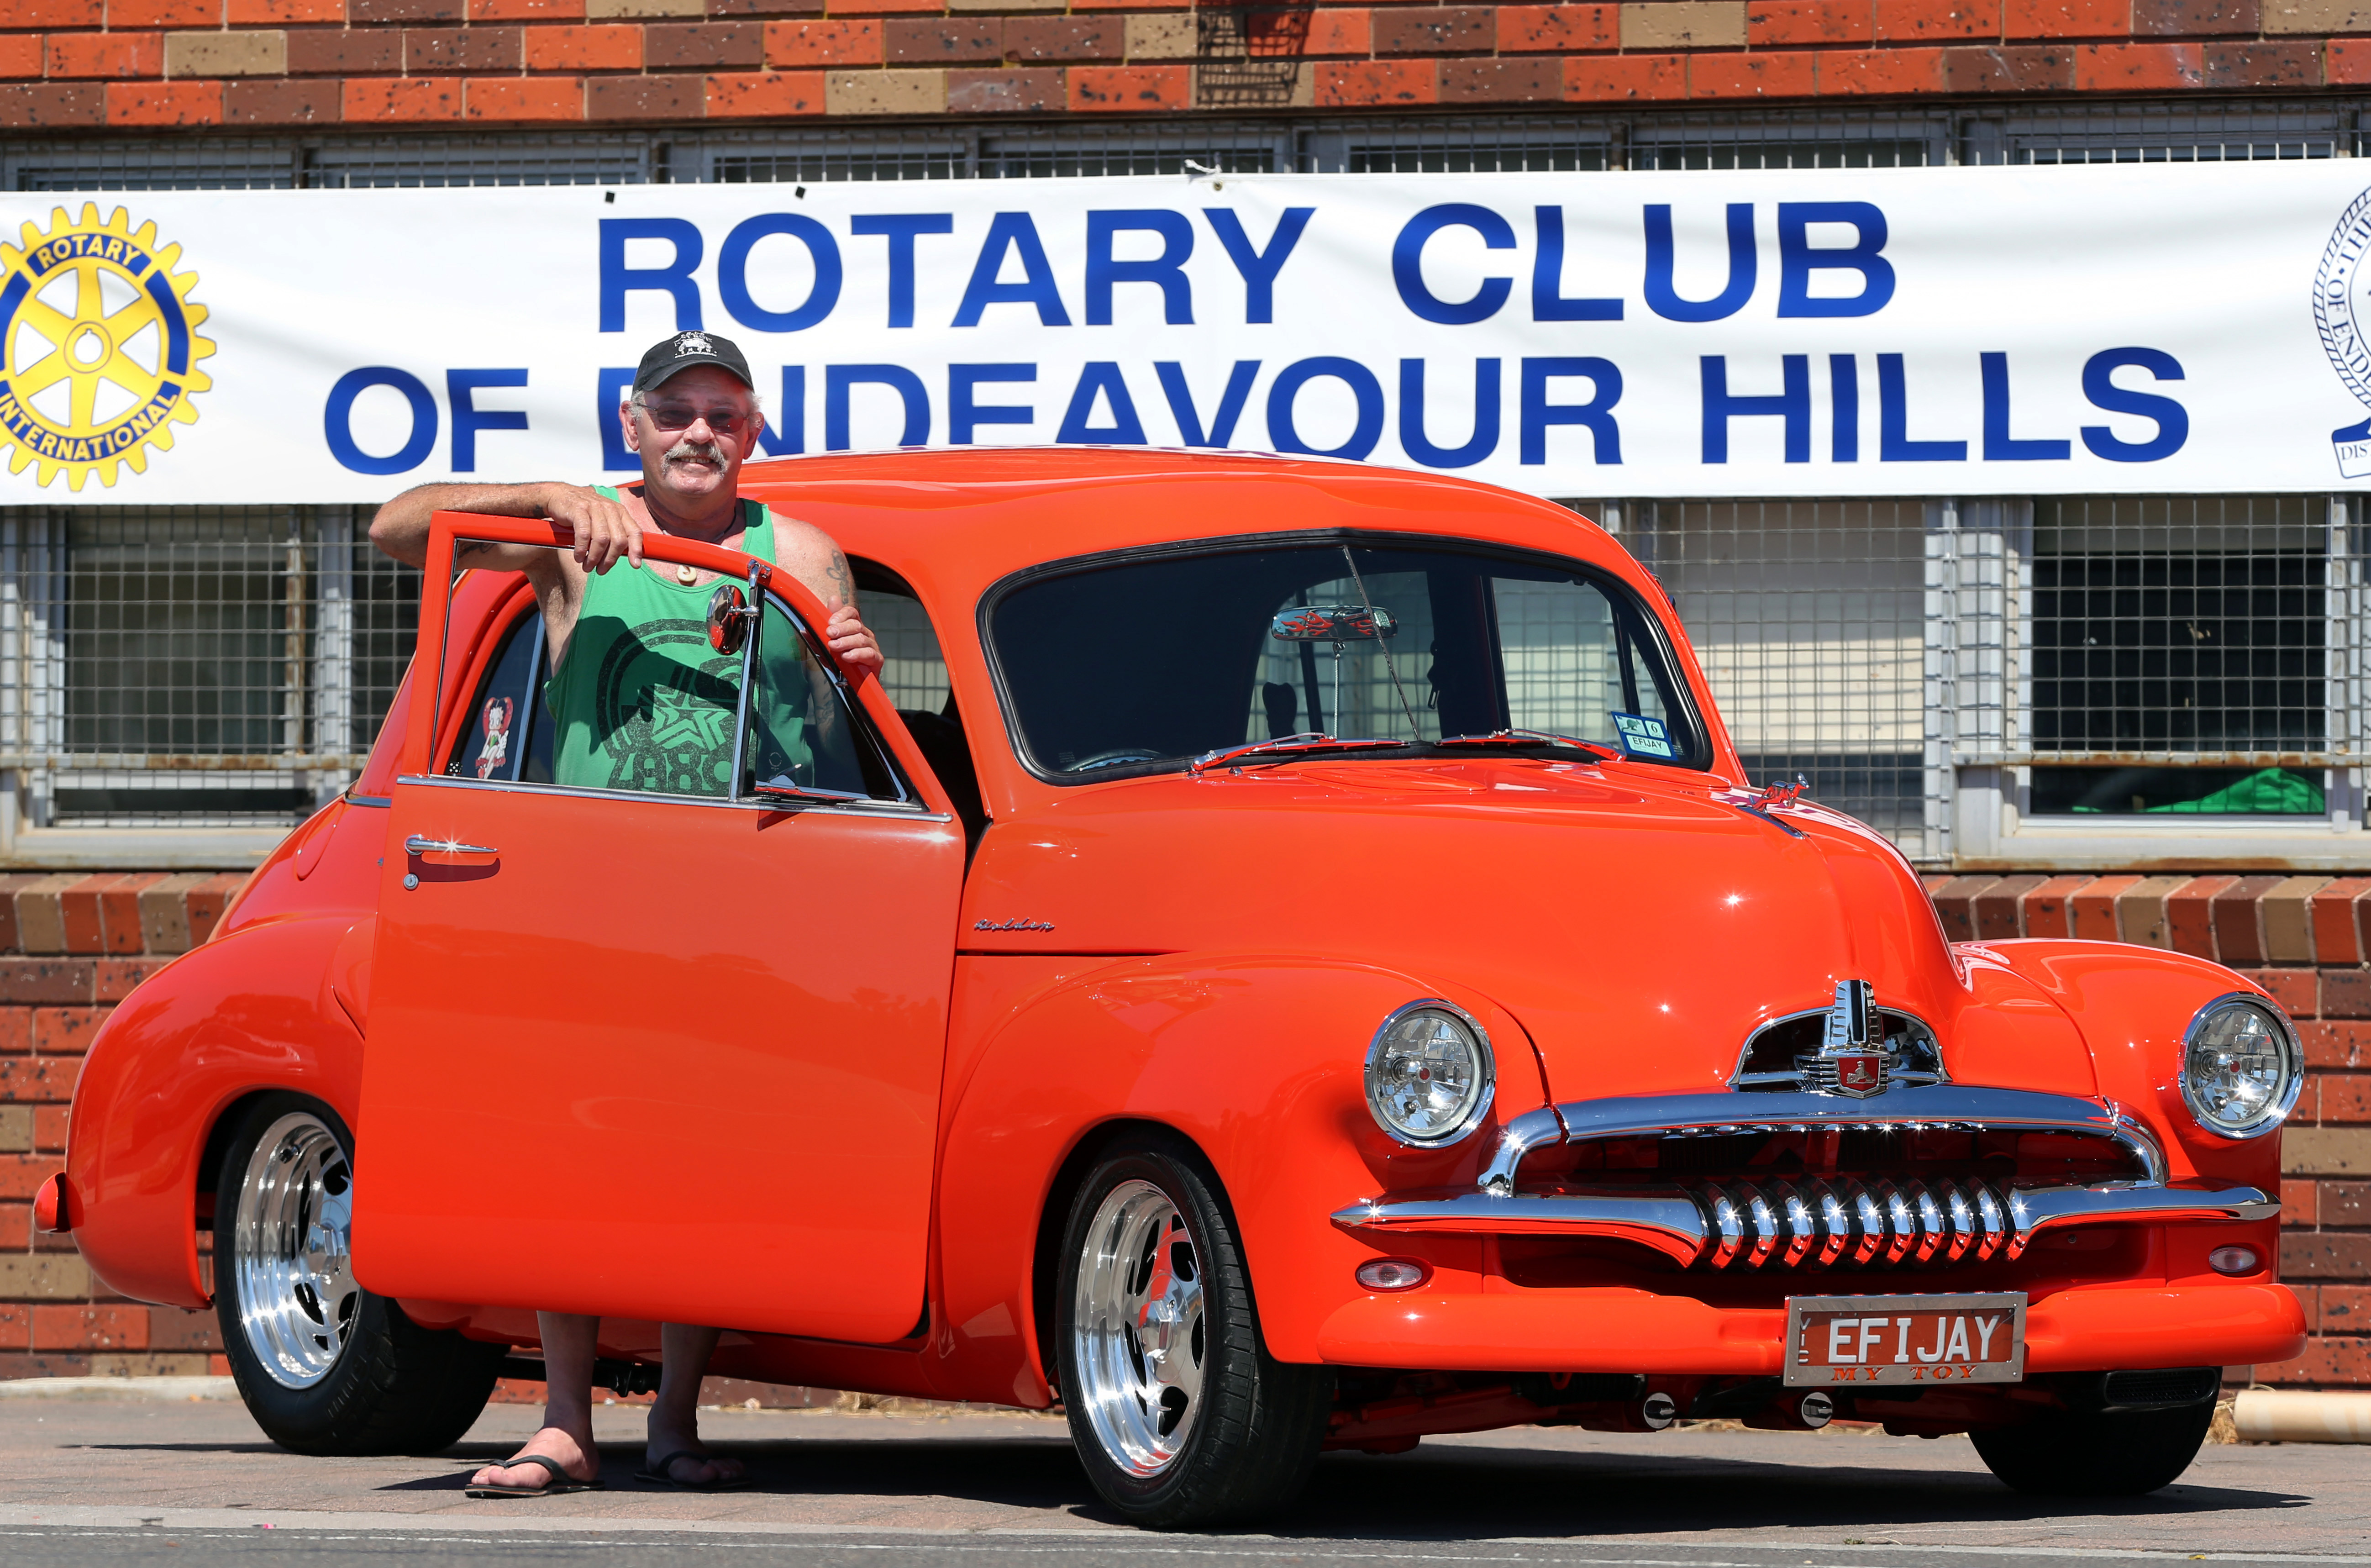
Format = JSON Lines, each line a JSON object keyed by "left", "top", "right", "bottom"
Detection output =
{"left": 446, "top": 606, "right": 553, "bottom": 784}
{"left": 989, "top": 538, "right": 1703, "bottom": 781}
{"left": 856, "top": 576, "right": 952, "bottom": 717}
{"left": 742, "top": 592, "right": 893, "bottom": 800}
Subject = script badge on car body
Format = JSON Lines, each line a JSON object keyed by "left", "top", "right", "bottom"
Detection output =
{"left": 1785, "top": 1292, "right": 2027, "bottom": 1387}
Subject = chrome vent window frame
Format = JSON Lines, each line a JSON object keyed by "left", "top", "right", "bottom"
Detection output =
{"left": 1729, "top": 1002, "right": 1950, "bottom": 1093}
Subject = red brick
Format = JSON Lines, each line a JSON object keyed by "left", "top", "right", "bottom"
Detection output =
{"left": 0, "top": 1056, "right": 77, "bottom": 1103}
{"left": 2131, "top": 0, "right": 2254, "bottom": 31}
{"left": 819, "top": 0, "right": 942, "bottom": 11}
{"left": 1944, "top": 40, "right": 2074, "bottom": 84}
{"left": 1305, "top": 7, "right": 1374, "bottom": 51}
{"left": 2208, "top": 875, "right": 2282, "bottom": 965}
{"left": 1004, "top": 16, "right": 1120, "bottom": 57}
{"left": 56, "top": 878, "right": 106, "bottom": 957}
{"left": 0, "top": 962, "right": 95, "bottom": 1005}
{"left": 405, "top": 24, "right": 523, "bottom": 70}
{"left": 31, "top": 1305, "right": 148, "bottom": 1352}
{"left": 2004, "top": 0, "right": 2126, "bottom": 33}
{"left": 230, "top": 0, "right": 348, "bottom": 16}
{"left": 2301, "top": 1021, "right": 2370, "bottom": 1069}
{"left": 763, "top": 18, "right": 878, "bottom": 66}
{"left": 349, "top": 0, "right": 461, "bottom": 16}
{"left": 2309, "top": 879, "right": 2371, "bottom": 966}
{"left": 2284, "top": 1232, "right": 2371, "bottom": 1278}
{"left": 1067, "top": 62, "right": 1188, "bottom": 108}
{"left": 2284, "top": 1177, "right": 2322, "bottom": 1225}
{"left": 288, "top": 26, "right": 402, "bottom": 72}
{"left": 461, "top": 75, "right": 582, "bottom": 117}
{"left": 1690, "top": 49, "right": 1819, "bottom": 94}
{"left": 2264, "top": 1335, "right": 2371, "bottom": 1384}
{"left": 0, "top": 1206, "right": 27, "bottom": 1252}
{"left": 105, "top": 0, "right": 222, "bottom": 23}
{"left": 646, "top": 19, "right": 763, "bottom": 66}
{"left": 2328, "top": 1181, "right": 2371, "bottom": 1226}
{"left": 0, "top": 1306, "right": 26, "bottom": 1352}
{"left": 47, "top": 31, "right": 163, "bottom": 76}
{"left": 0, "top": 1013, "right": 27, "bottom": 1057}
{"left": 1875, "top": 0, "right": 2001, "bottom": 36}
{"left": 2323, "top": 1286, "right": 2371, "bottom": 1337}
{"left": 2009, "top": 873, "right": 2085, "bottom": 939}
{"left": 5, "top": 0, "right": 106, "bottom": 24}
{"left": 708, "top": 0, "right": 822, "bottom": 12}
{"left": 1439, "top": 56, "right": 1564, "bottom": 99}
{"left": 343, "top": 74, "right": 463, "bottom": 119}
{"left": 34, "top": 1105, "right": 67, "bottom": 1151}
{"left": 470, "top": 0, "right": 581, "bottom": 14}
{"left": 2340, "top": 44, "right": 2371, "bottom": 85}
{"left": 1816, "top": 42, "right": 1948, "bottom": 89}
{"left": 526, "top": 23, "right": 638, "bottom": 68}
{"left": 147, "top": 1306, "right": 222, "bottom": 1352}
{"left": 95, "top": 958, "right": 168, "bottom": 1004}
{"left": 225, "top": 78, "right": 342, "bottom": 122}
{"left": 186, "top": 877, "right": 246, "bottom": 946}
{"left": 884, "top": 16, "right": 1000, "bottom": 60}
{"left": 0, "top": 1154, "right": 63, "bottom": 1201}
{"left": 1751, "top": 0, "right": 1877, "bottom": 42}
{"left": 2246, "top": 968, "right": 2318, "bottom": 1018}
{"left": 103, "top": 79, "right": 221, "bottom": 123}
{"left": 1316, "top": 57, "right": 1436, "bottom": 102}
{"left": 32, "top": 1006, "right": 107, "bottom": 1057}
{"left": 2203, "top": 38, "right": 2318, "bottom": 85}
{"left": 98, "top": 874, "right": 158, "bottom": 957}
{"left": 0, "top": 875, "right": 34, "bottom": 954}
{"left": 1499, "top": 3, "right": 1617, "bottom": 49}
{"left": 1375, "top": 4, "right": 1494, "bottom": 51}
{"left": 2159, "top": 875, "right": 2230, "bottom": 958}
{"left": 2060, "top": 875, "right": 2130, "bottom": 941}
{"left": 586, "top": 72, "right": 703, "bottom": 117}
{"left": 703, "top": 68, "right": 820, "bottom": 113}
{"left": 1564, "top": 50, "right": 1685, "bottom": 98}
{"left": 2322, "top": 1074, "right": 2371, "bottom": 1123}
{"left": 2326, "top": 969, "right": 2371, "bottom": 1019}
{"left": 1964, "top": 874, "right": 2041, "bottom": 940}
{"left": 946, "top": 65, "right": 1061, "bottom": 111}
{"left": 2072, "top": 38, "right": 2203, "bottom": 85}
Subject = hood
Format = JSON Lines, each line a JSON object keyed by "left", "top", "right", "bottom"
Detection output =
{"left": 962, "top": 757, "right": 2067, "bottom": 1100}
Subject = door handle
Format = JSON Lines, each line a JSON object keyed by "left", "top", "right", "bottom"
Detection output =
{"left": 404, "top": 835, "right": 499, "bottom": 859}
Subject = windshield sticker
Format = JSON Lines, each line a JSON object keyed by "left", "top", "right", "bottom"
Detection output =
{"left": 1612, "top": 712, "right": 1674, "bottom": 760}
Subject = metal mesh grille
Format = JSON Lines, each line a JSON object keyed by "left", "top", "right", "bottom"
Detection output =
{"left": 0, "top": 505, "right": 417, "bottom": 827}
{"left": 1627, "top": 499, "right": 1928, "bottom": 847}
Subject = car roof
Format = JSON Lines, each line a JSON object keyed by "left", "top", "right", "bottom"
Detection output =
{"left": 731, "top": 447, "right": 1637, "bottom": 605}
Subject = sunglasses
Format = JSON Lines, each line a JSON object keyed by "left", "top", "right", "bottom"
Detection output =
{"left": 638, "top": 402, "right": 754, "bottom": 436}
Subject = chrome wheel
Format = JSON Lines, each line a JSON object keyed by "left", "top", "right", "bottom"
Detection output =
{"left": 230, "top": 1111, "right": 358, "bottom": 1389}
{"left": 1072, "top": 1178, "right": 1206, "bottom": 1478}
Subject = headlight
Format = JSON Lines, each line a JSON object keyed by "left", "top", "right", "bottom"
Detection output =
{"left": 2178, "top": 994, "right": 2302, "bottom": 1140}
{"left": 1364, "top": 1000, "right": 1495, "bottom": 1147}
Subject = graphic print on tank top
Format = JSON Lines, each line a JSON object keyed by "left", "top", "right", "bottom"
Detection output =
{"left": 584, "top": 616, "right": 746, "bottom": 795}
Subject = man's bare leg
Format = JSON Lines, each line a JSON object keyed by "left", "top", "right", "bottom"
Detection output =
{"left": 469, "top": 1312, "right": 600, "bottom": 1490}
{"left": 644, "top": 1323, "right": 745, "bottom": 1486}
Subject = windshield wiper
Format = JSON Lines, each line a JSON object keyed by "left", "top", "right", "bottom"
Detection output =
{"left": 1188, "top": 733, "right": 1409, "bottom": 774}
{"left": 1431, "top": 729, "right": 1621, "bottom": 763}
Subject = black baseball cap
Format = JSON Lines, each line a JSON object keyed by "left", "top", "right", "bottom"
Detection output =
{"left": 633, "top": 330, "right": 755, "bottom": 395}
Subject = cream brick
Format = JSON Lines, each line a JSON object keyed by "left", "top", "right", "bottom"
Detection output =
{"left": 0, "top": 1254, "right": 90, "bottom": 1298}
{"left": 0, "top": 1106, "right": 28, "bottom": 1153}
{"left": 2263, "top": 876, "right": 2333, "bottom": 964}
{"left": 1126, "top": 14, "right": 1199, "bottom": 60}
{"left": 2285, "top": 1127, "right": 2371, "bottom": 1176}
{"left": 586, "top": 0, "right": 703, "bottom": 16}
{"left": 2264, "top": 0, "right": 2371, "bottom": 31}
{"left": 14, "top": 875, "right": 76, "bottom": 957}
{"left": 826, "top": 68, "right": 947, "bottom": 116}
{"left": 87, "top": 1353, "right": 216, "bottom": 1377}
{"left": 1620, "top": 0, "right": 1746, "bottom": 49}
{"left": 164, "top": 30, "right": 287, "bottom": 77}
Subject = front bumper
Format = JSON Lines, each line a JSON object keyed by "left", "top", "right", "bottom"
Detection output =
{"left": 1312, "top": 1281, "right": 2307, "bottom": 1373}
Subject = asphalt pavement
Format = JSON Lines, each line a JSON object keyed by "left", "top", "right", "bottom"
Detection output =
{"left": 0, "top": 1385, "right": 2365, "bottom": 1568}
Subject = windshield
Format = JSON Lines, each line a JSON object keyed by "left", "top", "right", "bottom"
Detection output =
{"left": 989, "top": 537, "right": 1706, "bottom": 779}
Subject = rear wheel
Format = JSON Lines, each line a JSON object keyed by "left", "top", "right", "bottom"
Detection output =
{"left": 1971, "top": 1399, "right": 2215, "bottom": 1496}
{"left": 214, "top": 1094, "right": 503, "bottom": 1456}
{"left": 1056, "top": 1136, "right": 1334, "bottom": 1530}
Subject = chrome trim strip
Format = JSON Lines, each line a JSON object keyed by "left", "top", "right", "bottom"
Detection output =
{"left": 1477, "top": 1106, "right": 1566, "bottom": 1195}
{"left": 390, "top": 772, "right": 948, "bottom": 822}
{"left": 344, "top": 793, "right": 392, "bottom": 809}
{"left": 2006, "top": 1182, "right": 2280, "bottom": 1257}
{"left": 1329, "top": 1189, "right": 1709, "bottom": 1265}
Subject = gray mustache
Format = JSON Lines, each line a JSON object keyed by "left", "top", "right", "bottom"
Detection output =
{"left": 664, "top": 440, "right": 722, "bottom": 464}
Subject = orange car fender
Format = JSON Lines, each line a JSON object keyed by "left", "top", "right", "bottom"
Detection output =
{"left": 64, "top": 913, "right": 365, "bottom": 1310}
{"left": 928, "top": 952, "right": 1547, "bottom": 1405}
{"left": 1965, "top": 938, "right": 2284, "bottom": 1194}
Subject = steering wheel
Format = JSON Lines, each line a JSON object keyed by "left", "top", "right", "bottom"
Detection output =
{"left": 1065, "top": 748, "right": 1164, "bottom": 772}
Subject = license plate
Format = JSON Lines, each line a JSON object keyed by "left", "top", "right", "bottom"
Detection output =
{"left": 1784, "top": 1292, "right": 2027, "bottom": 1388}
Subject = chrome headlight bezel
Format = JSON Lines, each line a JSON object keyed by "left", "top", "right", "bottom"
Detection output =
{"left": 2177, "top": 992, "right": 2303, "bottom": 1141}
{"left": 1363, "top": 999, "right": 1496, "bottom": 1148}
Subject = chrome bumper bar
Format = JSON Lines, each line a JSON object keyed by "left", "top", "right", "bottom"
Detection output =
{"left": 1477, "top": 1085, "right": 2169, "bottom": 1190}
{"left": 1329, "top": 1179, "right": 2276, "bottom": 1268}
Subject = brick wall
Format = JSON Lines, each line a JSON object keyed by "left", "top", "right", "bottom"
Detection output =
{"left": 0, "top": 0, "right": 2367, "bottom": 130}
{"left": 0, "top": 865, "right": 2362, "bottom": 1386}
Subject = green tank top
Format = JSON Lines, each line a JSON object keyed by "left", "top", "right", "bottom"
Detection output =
{"left": 546, "top": 489, "right": 810, "bottom": 796}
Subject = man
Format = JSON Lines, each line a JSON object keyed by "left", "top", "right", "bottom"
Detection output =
{"left": 368, "top": 329, "right": 882, "bottom": 1496}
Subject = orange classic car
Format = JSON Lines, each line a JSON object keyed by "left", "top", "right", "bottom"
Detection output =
{"left": 41, "top": 449, "right": 2304, "bottom": 1527}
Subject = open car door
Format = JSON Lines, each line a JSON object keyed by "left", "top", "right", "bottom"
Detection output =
{"left": 354, "top": 513, "right": 963, "bottom": 1344}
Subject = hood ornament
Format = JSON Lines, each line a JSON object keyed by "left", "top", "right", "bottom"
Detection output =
{"left": 1814, "top": 980, "right": 1887, "bottom": 1098}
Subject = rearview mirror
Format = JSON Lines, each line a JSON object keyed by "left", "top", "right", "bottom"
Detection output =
{"left": 1271, "top": 604, "right": 1397, "bottom": 642}
{"left": 707, "top": 584, "right": 754, "bottom": 655}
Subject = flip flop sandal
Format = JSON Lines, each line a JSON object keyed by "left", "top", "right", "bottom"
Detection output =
{"left": 465, "top": 1454, "right": 602, "bottom": 1499}
{"left": 635, "top": 1450, "right": 753, "bottom": 1492}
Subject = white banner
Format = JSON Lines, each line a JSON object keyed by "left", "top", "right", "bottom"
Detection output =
{"left": 8, "top": 160, "right": 2371, "bottom": 504}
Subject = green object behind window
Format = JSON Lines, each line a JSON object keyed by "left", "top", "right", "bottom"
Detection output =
{"left": 2142, "top": 767, "right": 2324, "bottom": 815}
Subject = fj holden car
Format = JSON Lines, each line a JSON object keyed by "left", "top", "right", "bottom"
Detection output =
{"left": 42, "top": 449, "right": 2304, "bottom": 1527}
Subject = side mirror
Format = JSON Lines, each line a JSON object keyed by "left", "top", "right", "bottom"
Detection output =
{"left": 1272, "top": 603, "right": 1397, "bottom": 642}
{"left": 707, "top": 584, "right": 754, "bottom": 655}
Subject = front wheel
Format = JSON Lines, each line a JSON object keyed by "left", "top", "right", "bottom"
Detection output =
{"left": 214, "top": 1093, "right": 503, "bottom": 1456}
{"left": 1970, "top": 1399, "right": 2215, "bottom": 1496}
{"left": 1055, "top": 1136, "right": 1334, "bottom": 1530}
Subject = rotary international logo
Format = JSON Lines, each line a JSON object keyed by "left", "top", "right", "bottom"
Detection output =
{"left": 0, "top": 203, "right": 213, "bottom": 491}
{"left": 2314, "top": 186, "right": 2371, "bottom": 479}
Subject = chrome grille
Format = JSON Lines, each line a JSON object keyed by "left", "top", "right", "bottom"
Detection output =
{"left": 1693, "top": 1175, "right": 2011, "bottom": 1270}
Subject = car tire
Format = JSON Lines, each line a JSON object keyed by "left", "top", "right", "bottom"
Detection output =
{"left": 1055, "top": 1135, "right": 1335, "bottom": 1530}
{"left": 1970, "top": 1399, "right": 2216, "bottom": 1496}
{"left": 214, "top": 1093, "right": 504, "bottom": 1456}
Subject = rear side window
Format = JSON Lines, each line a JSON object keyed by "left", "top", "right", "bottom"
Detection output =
{"left": 447, "top": 607, "right": 553, "bottom": 784}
